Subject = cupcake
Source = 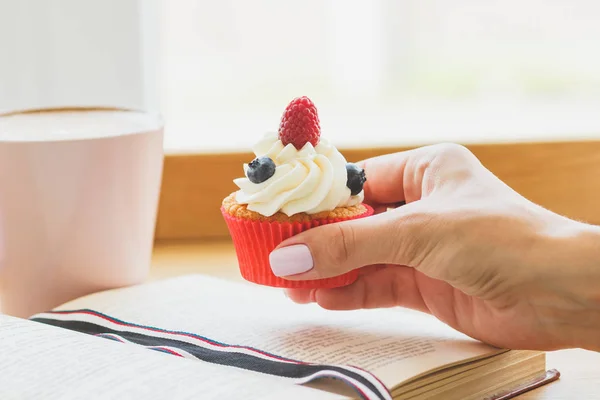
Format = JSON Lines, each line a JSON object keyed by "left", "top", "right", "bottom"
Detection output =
{"left": 221, "top": 96, "right": 373, "bottom": 288}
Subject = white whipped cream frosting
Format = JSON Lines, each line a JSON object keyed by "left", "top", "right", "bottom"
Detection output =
{"left": 233, "top": 132, "right": 364, "bottom": 217}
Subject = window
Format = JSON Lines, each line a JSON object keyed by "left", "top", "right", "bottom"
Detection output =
{"left": 2, "top": 1, "right": 600, "bottom": 153}
{"left": 159, "top": 0, "right": 600, "bottom": 152}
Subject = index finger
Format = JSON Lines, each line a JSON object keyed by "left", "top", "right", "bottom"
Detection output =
{"left": 355, "top": 148, "right": 426, "bottom": 206}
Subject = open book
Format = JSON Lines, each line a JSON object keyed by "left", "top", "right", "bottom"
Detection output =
{"left": 1, "top": 275, "right": 559, "bottom": 399}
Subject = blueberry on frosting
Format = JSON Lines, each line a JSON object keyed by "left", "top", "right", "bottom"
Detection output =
{"left": 346, "top": 163, "right": 366, "bottom": 195}
{"left": 246, "top": 156, "right": 276, "bottom": 184}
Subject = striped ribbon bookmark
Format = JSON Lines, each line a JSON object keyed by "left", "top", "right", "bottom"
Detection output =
{"left": 30, "top": 309, "right": 392, "bottom": 400}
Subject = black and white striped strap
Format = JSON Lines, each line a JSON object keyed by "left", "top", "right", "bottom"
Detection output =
{"left": 30, "top": 309, "right": 391, "bottom": 400}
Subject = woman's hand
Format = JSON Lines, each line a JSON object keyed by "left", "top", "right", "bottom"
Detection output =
{"left": 268, "top": 143, "right": 600, "bottom": 351}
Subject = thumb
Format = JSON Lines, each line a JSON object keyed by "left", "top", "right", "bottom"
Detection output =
{"left": 268, "top": 204, "right": 432, "bottom": 280}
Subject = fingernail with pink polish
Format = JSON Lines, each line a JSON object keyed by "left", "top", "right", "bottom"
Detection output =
{"left": 269, "top": 245, "right": 314, "bottom": 277}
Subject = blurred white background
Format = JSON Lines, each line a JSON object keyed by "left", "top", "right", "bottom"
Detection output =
{"left": 2, "top": 0, "right": 600, "bottom": 152}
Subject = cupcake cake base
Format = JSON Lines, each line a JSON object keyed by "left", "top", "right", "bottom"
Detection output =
{"left": 221, "top": 193, "right": 374, "bottom": 289}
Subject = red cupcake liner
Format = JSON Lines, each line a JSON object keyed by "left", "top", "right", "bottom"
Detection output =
{"left": 221, "top": 204, "right": 374, "bottom": 289}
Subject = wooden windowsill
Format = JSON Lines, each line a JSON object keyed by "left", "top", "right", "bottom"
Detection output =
{"left": 155, "top": 138, "right": 600, "bottom": 241}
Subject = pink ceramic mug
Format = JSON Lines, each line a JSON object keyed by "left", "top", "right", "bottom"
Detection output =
{"left": 0, "top": 107, "right": 164, "bottom": 318}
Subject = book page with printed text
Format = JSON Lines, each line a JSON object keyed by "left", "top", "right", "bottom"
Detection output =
{"left": 0, "top": 314, "right": 345, "bottom": 400}
{"left": 52, "top": 275, "right": 507, "bottom": 389}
